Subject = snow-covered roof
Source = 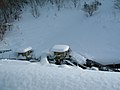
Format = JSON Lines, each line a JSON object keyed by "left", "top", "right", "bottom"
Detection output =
{"left": 16, "top": 47, "right": 32, "bottom": 53}
{"left": 50, "top": 45, "right": 70, "bottom": 52}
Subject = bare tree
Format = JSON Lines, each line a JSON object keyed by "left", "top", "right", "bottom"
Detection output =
{"left": 114, "top": 0, "right": 120, "bottom": 10}
{"left": 0, "top": 0, "right": 83, "bottom": 40}
{"left": 71, "top": 0, "right": 80, "bottom": 8}
{"left": 82, "top": 0, "right": 101, "bottom": 16}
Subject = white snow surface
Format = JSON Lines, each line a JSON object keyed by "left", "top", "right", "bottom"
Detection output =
{"left": 50, "top": 45, "right": 70, "bottom": 52}
{"left": 0, "top": 60, "right": 120, "bottom": 90}
{"left": 16, "top": 46, "right": 32, "bottom": 53}
{"left": 0, "top": 0, "right": 120, "bottom": 64}
{"left": 0, "top": 0, "right": 120, "bottom": 90}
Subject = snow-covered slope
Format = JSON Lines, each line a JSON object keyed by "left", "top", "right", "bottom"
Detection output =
{"left": 0, "top": 60, "right": 120, "bottom": 90}
{"left": 0, "top": 0, "right": 120, "bottom": 90}
{"left": 1, "top": 0, "right": 120, "bottom": 64}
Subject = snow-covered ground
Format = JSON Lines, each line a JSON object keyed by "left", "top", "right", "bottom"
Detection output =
{"left": 0, "top": 0, "right": 120, "bottom": 90}
{"left": 1, "top": 0, "right": 120, "bottom": 64}
{"left": 0, "top": 60, "right": 120, "bottom": 90}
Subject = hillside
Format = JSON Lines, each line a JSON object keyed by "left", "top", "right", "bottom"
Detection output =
{"left": 0, "top": 0, "right": 120, "bottom": 90}
{"left": 0, "top": 0, "right": 120, "bottom": 64}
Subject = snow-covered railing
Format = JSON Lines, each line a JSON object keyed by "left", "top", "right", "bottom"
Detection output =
{"left": 0, "top": 49, "right": 12, "bottom": 53}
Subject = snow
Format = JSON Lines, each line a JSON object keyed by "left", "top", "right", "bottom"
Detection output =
{"left": 50, "top": 45, "right": 70, "bottom": 52}
{"left": 1, "top": 0, "right": 119, "bottom": 64}
{"left": 16, "top": 46, "right": 32, "bottom": 53}
{"left": 0, "top": 0, "right": 120, "bottom": 90}
{"left": 72, "top": 51, "right": 86, "bottom": 64}
{"left": 0, "top": 60, "right": 120, "bottom": 90}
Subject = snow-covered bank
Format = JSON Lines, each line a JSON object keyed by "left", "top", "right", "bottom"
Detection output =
{"left": 0, "top": 0, "right": 120, "bottom": 64}
{"left": 0, "top": 60, "right": 120, "bottom": 90}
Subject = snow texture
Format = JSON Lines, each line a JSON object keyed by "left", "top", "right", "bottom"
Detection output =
{"left": 16, "top": 46, "right": 32, "bottom": 53}
{"left": 0, "top": 0, "right": 120, "bottom": 90}
{"left": 50, "top": 45, "right": 70, "bottom": 52}
{"left": 0, "top": 60, "right": 120, "bottom": 90}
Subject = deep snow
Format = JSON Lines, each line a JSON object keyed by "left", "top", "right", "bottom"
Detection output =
{"left": 0, "top": 0, "right": 120, "bottom": 90}
{"left": 0, "top": 0, "right": 120, "bottom": 64}
{"left": 0, "top": 60, "right": 120, "bottom": 90}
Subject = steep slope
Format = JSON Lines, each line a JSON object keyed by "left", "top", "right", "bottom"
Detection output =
{"left": 0, "top": 0, "right": 120, "bottom": 64}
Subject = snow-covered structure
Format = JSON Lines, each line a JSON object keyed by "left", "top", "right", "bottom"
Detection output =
{"left": 50, "top": 45, "right": 70, "bottom": 52}
{"left": 50, "top": 45, "right": 71, "bottom": 60}
{"left": 16, "top": 47, "right": 33, "bottom": 60}
{"left": 47, "top": 45, "right": 86, "bottom": 66}
{"left": 16, "top": 47, "right": 32, "bottom": 53}
{"left": 0, "top": 49, "right": 12, "bottom": 59}
{"left": 47, "top": 45, "right": 71, "bottom": 64}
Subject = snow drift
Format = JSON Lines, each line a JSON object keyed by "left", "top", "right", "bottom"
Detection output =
{"left": 0, "top": 60, "right": 120, "bottom": 90}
